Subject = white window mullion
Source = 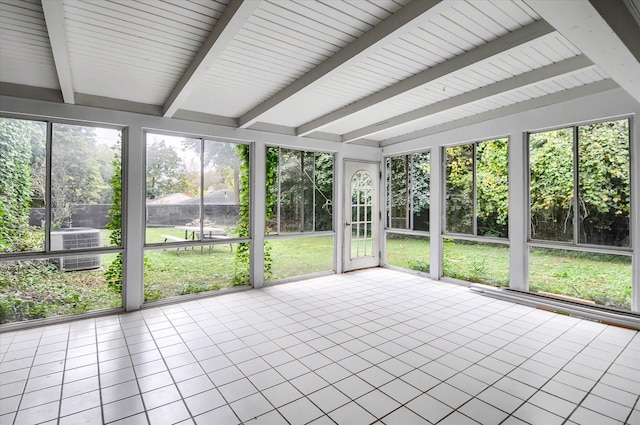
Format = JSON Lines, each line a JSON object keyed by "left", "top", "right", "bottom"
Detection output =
{"left": 631, "top": 116, "right": 639, "bottom": 312}
{"left": 430, "top": 147, "right": 443, "bottom": 280}
{"left": 124, "top": 125, "right": 145, "bottom": 311}
{"left": 510, "top": 131, "right": 528, "bottom": 291}
{"left": 252, "top": 142, "right": 266, "bottom": 288}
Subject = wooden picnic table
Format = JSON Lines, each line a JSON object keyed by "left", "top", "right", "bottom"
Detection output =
{"left": 173, "top": 226, "right": 233, "bottom": 253}
{"left": 174, "top": 225, "right": 227, "bottom": 240}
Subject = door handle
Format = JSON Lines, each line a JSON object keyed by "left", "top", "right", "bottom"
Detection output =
{"left": 345, "top": 222, "right": 351, "bottom": 226}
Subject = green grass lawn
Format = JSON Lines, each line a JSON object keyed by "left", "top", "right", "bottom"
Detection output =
{"left": 1, "top": 229, "right": 632, "bottom": 324}
{"left": 269, "top": 235, "right": 334, "bottom": 279}
{"left": 385, "top": 236, "right": 631, "bottom": 310}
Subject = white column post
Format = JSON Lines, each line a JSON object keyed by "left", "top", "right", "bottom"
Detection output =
{"left": 508, "top": 129, "right": 528, "bottom": 291}
{"left": 631, "top": 117, "right": 639, "bottom": 312}
{"left": 123, "top": 125, "right": 145, "bottom": 311}
{"left": 251, "top": 141, "right": 266, "bottom": 288}
{"left": 429, "top": 147, "right": 442, "bottom": 280}
{"left": 334, "top": 149, "right": 345, "bottom": 274}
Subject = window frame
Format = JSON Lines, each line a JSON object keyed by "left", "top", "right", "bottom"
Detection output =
{"left": 142, "top": 130, "right": 251, "bottom": 251}
{"left": 0, "top": 115, "right": 126, "bottom": 262}
{"left": 385, "top": 150, "right": 431, "bottom": 234}
{"left": 526, "top": 116, "right": 633, "bottom": 255}
{"left": 264, "top": 145, "right": 336, "bottom": 237}
{"left": 442, "top": 136, "right": 510, "bottom": 242}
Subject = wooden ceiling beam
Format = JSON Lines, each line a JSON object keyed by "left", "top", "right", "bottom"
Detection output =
{"left": 380, "top": 79, "right": 619, "bottom": 146}
{"left": 296, "top": 19, "right": 554, "bottom": 137}
{"left": 237, "top": 0, "right": 448, "bottom": 129}
{"left": 525, "top": 0, "right": 640, "bottom": 104}
{"left": 163, "top": 0, "right": 260, "bottom": 118}
{"left": 41, "top": 0, "right": 75, "bottom": 104}
{"left": 342, "top": 55, "right": 594, "bottom": 143}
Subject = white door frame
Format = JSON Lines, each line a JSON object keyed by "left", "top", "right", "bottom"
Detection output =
{"left": 343, "top": 159, "right": 381, "bottom": 272}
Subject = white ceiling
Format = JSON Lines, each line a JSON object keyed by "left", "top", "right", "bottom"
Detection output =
{"left": 1, "top": 0, "right": 639, "bottom": 147}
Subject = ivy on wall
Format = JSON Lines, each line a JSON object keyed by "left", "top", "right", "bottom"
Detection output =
{"left": 233, "top": 145, "right": 278, "bottom": 285}
{"left": 105, "top": 148, "right": 123, "bottom": 292}
{"left": 0, "top": 118, "right": 35, "bottom": 252}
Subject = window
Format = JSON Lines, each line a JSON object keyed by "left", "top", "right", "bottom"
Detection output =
{"left": 1, "top": 118, "right": 123, "bottom": 323}
{"left": 266, "top": 147, "right": 333, "bottom": 234}
{"left": 264, "top": 147, "right": 334, "bottom": 281}
{"left": 386, "top": 151, "right": 430, "bottom": 231}
{"left": 528, "top": 118, "right": 631, "bottom": 310}
{"left": 445, "top": 138, "right": 509, "bottom": 238}
{"left": 145, "top": 134, "right": 248, "bottom": 243}
{"left": 144, "top": 133, "right": 250, "bottom": 301}
{"left": 529, "top": 119, "right": 630, "bottom": 247}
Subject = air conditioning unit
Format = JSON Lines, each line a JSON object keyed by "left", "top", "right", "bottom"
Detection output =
{"left": 51, "top": 228, "right": 102, "bottom": 271}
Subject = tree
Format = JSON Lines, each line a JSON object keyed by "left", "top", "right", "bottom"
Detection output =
{"left": 146, "top": 139, "right": 189, "bottom": 199}
{"left": 445, "top": 144, "right": 474, "bottom": 234}
{"left": 578, "top": 120, "right": 630, "bottom": 245}
{"left": 183, "top": 139, "right": 241, "bottom": 202}
{"left": 477, "top": 139, "right": 509, "bottom": 237}
{"left": 51, "top": 124, "right": 110, "bottom": 228}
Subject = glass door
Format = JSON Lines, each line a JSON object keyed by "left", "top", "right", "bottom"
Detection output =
{"left": 344, "top": 160, "right": 379, "bottom": 271}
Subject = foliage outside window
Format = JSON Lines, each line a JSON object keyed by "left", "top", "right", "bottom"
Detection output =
{"left": 445, "top": 138, "right": 509, "bottom": 238}
{"left": 386, "top": 151, "right": 430, "bottom": 231}
{"left": 529, "top": 119, "right": 630, "bottom": 247}
{"left": 144, "top": 133, "right": 249, "bottom": 301}
{"left": 266, "top": 147, "right": 333, "bottom": 234}
{"left": 1, "top": 118, "right": 123, "bottom": 323}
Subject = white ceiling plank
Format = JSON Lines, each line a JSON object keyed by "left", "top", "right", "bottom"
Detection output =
{"left": 237, "top": 0, "right": 450, "bottom": 129}
{"left": 41, "top": 0, "right": 74, "bottom": 104}
{"left": 162, "top": 0, "right": 261, "bottom": 118}
{"left": 380, "top": 79, "right": 619, "bottom": 146}
{"left": 525, "top": 0, "right": 640, "bottom": 103}
{"left": 296, "top": 19, "right": 554, "bottom": 137}
{"left": 343, "top": 55, "right": 593, "bottom": 143}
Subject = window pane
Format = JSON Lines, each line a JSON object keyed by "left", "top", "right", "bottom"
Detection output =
{"left": 278, "top": 149, "right": 311, "bottom": 232}
{"left": 201, "top": 139, "right": 244, "bottom": 237}
{"left": 351, "top": 171, "right": 374, "bottom": 258}
{"left": 145, "top": 134, "right": 201, "bottom": 244}
{"left": 388, "top": 156, "right": 410, "bottom": 229}
{"left": 143, "top": 242, "right": 247, "bottom": 303}
{"left": 0, "top": 118, "right": 46, "bottom": 253}
{"left": 577, "top": 120, "right": 630, "bottom": 247}
{"left": 385, "top": 233, "right": 430, "bottom": 272}
{"left": 266, "top": 147, "right": 279, "bottom": 233}
{"left": 445, "top": 145, "right": 474, "bottom": 234}
{"left": 51, "top": 124, "right": 122, "bottom": 248}
{"left": 268, "top": 235, "right": 334, "bottom": 280}
{"left": 412, "top": 151, "right": 430, "bottom": 232}
{"left": 529, "top": 247, "right": 631, "bottom": 310}
{"left": 442, "top": 239, "right": 509, "bottom": 287}
{"left": 476, "top": 138, "right": 508, "bottom": 238}
{"left": 529, "top": 128, "right": 574, "bottom": 242}
{"left": 314, "top": 153, "right": 333, "bottom": 231}
{"left": 269, "top": 148, "right": 333, "bottom": 234}
{"left": 0, "top": 255, "right": 122, "bottom": 324}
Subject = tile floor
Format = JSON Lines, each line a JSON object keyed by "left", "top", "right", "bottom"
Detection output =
{"left": 1, "top": 268, "right": 639, "bottom": 425}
